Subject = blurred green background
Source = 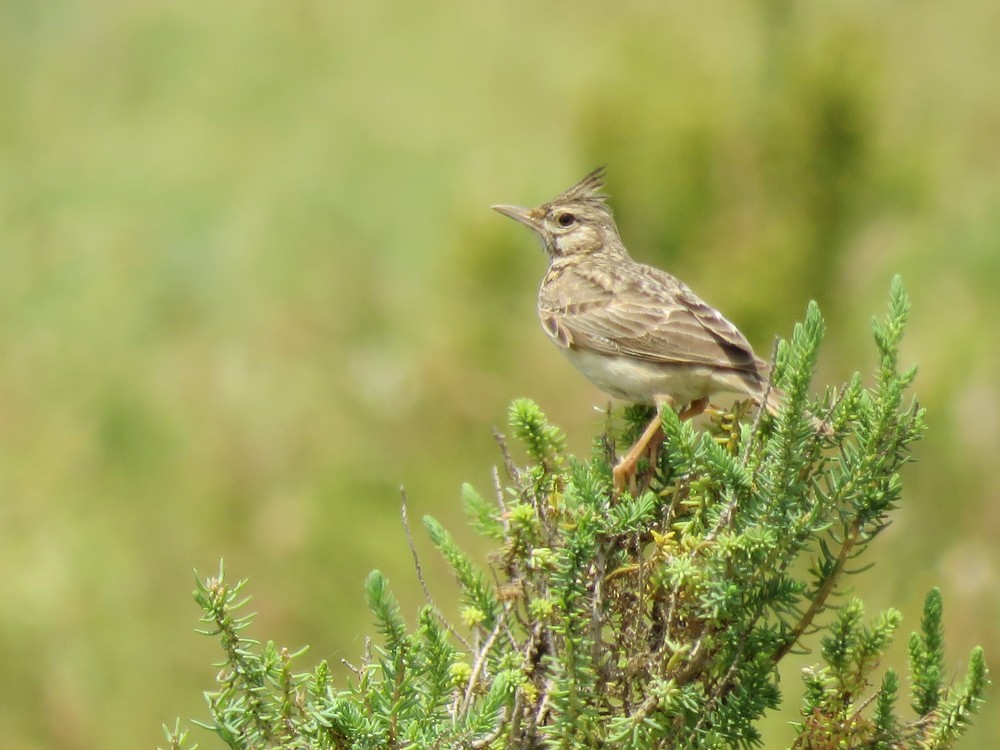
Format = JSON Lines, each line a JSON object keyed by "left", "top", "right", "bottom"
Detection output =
{"left": 2, "top": 1, "right": 998, "bottom": 748}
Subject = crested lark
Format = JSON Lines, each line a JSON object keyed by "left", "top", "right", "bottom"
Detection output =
{"left": 493, "top": 167, "right": 803, "bottom": 490}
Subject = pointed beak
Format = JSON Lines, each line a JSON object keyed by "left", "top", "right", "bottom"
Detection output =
{"left": 491, "top": 204, "right": 540, "bottom": 230}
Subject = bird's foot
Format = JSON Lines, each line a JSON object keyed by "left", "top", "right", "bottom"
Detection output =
{"left": 613, "top": 411, "right": 665, "bottom": 495}
{"left": 613, "top": 397, "right": 711, "bottom": 496}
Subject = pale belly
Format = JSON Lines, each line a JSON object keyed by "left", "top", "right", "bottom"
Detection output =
{"left": 561, "top": 347, "right": 748, "bottom": 407}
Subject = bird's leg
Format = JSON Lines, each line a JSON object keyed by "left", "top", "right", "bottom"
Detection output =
{"left": 613, "top": 396, "right": 711, "bottom": 493}
{"left": 613, "top": 413, "right": 662, "bottom": 493}
{"left": 614, "top": 397, "right": 675, "bottom": 493}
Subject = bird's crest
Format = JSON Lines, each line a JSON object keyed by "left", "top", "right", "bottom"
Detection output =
{"left": 553, "top": 166, "right": 608, "bottom": 206}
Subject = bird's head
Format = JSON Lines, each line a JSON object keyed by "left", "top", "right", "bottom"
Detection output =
{"left": 492, "top": 167, "right": 624, "bottom": 260}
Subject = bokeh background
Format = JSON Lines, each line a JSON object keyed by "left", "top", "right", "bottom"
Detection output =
{"left": 2, "top": 1, "right": 998, "bottom": 748}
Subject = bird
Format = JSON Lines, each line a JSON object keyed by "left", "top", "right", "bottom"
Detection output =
{"left": 492, "top": 167, "right": 809, "bottom": 490}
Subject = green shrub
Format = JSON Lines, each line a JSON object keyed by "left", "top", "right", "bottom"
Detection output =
{"left": 164, "top": 278, "right": 986, "bottom": 750}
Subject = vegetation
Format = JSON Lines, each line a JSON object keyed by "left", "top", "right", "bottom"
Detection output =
{"left": 166, "top": 281, "right": 985, "bottom": 748}
{"left": 4, "top": 3, "right": 999, "bottom": 749}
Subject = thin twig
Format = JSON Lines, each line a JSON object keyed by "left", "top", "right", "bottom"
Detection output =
{"left": 491, "top": 464, "right": 509, "bottom": 517}
{"left": 486, "top": 571, "right": 519, "bottom": 649}
{"left": 493, "top": 428, "right": 520, "bottom": 484}
{"left": 505, "top": 687, "right": 525, "bottom": 748}
{"left": 822, "top": 383, "right": 849, "bottom": 437}
{"left": 673, "top": 628, "right": 711, "bottom": 685}
{"left": 617, "top": 625, "right": 719, "bottom": 740}
{"left": 461, "top": 616, "right": 506, "bottom": 715}
{"left": 690, "top": 338, "right": 783, "bottom": 550}
{"left": 690, "top": 627, "right": 751, "bottom": 739}
{"left": 534, "top": 677, "right": 554, "bottom": 733}
{"left": 341, "top": 658, "right": 362, "bottom": 676}
{"left": 590, "top": 547, "right": 607, "bottom": 672}
{"left": 742, "top": 336, "right": 782, "bottom": 468}
{"left": 401, "top": 486, "right": 433, "bottom": 603}
{"left": 470, "top": 706, "right": 510, "bottom": 749}
{"left": 621, "top": 689, "right": 660, "bottom": 736}
{"left": 635, "top": 527, "right": 650, "bottom": 666}
{"left": 400, "top": 486, "right": 471, "bottom": 650}
{"left": 515, "top": 626, "right": 547, "bottom": 747}
{"left": 773, "top": 517, "right": 862, "bottom": 663}
{"left": 663, "top": 579, "right": 680, "bottom": 647}
{"left": 699, "top": 337, "right": 780, "bottom": 543}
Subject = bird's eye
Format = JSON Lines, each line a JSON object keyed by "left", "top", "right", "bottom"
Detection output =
{"left": 556, "top": 212, "right": 576, "bottom": 227}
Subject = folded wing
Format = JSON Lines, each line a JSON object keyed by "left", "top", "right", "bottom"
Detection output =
{"left": 539, "top": 261, "right": 766, "bottom": 376}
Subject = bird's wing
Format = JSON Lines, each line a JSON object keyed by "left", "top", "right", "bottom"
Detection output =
{"left": 538, "top": 261, "right": 765, "bottom": 373}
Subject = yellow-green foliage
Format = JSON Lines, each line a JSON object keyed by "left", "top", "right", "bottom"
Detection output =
{"left": 174, "top": 287, "right": 985, "bottom": 749}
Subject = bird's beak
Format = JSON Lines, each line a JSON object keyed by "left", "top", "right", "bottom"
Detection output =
{"left": 491, "top": 204, "right": 540, "bottom": 230}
